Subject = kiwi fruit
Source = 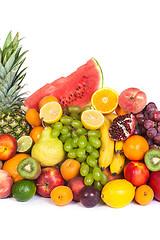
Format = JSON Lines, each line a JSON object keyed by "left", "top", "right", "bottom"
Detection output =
{"left": 144, "top": 149, "right": 160, "bottom": 172}
{"left": 17, "top": 157, "right": 41, "bottom": 180}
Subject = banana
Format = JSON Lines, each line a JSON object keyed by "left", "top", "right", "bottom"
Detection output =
{"left": 115, "top": 141, "right": 124, "bottom": 154}
{"left": 99, "top": 117, "right": 114, "bottom": 170}
{"left": 104, "top": 112, "right": 118, "bottom": 124}
{"left": 110, "top": 153, "right": 125, "bottom": 175}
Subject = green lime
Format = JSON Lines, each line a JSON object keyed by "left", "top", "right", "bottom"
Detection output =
{"left": 12, "top": 179, "right": 36, "bottom": 202}
{"left": 17, "top": 136, "right": 33, "bottom": 153}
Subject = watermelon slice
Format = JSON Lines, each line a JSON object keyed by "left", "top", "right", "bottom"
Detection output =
{"left": 25, "top": 58, "right": 103, "bottom": 110}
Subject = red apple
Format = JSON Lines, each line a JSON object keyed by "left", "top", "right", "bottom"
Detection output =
{"left": 0, "top": 170, "right": 13, "bottom": 198}
{"left": 118, "top": 87, "right": 147, "bottom": 114}
{"left": 124, "top": 161, "right": 149, "bottom": 186}
{"left": 0, "top": 134, "right": 17, "bottom": 161}
{"left": 68, "top": 176, "right": 85, "bottom": 201}
{"left": 103, "top": 167, "right": 123, "bottom": 182}
{"left": 35, "top": 167, "right": 64, "bottom": 198}
{"left": 148, "top": 171, "right": 160, "bottom": 201}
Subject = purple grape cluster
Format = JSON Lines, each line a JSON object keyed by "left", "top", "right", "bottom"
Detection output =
{"left": 134, "top": 102, "right": 160, "bottom": 148}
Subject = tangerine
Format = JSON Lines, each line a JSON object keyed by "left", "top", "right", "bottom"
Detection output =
{"left": 116, "top": 105, "right": 128, "bottom": 115}
{"left": 50, "top": 186, "right": 73, "bottom": 206}
{"left": 29, "top": 126, "right": 44, "bottom": 143}
{"left": 26, "top": 108, "right": 41, "bottom": 127}
{"left": 135, "top": 184, "right": 154, "bottom": 206}
{"left": 39, "top": 96, "right": 58, "bottom": 110}
{"left": 123, "top": 135, "right": 149, "bottom": 161}
{"left": 60, "top": 159, "right": 80, "bottom": 181}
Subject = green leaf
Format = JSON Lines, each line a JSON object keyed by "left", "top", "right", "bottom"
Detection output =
{"left": 4, "top": 47, "right": 21, "bottom": 73}
{"left": 12, "top": 32, "right": 19, "bottom": 45}
{"left": 3, "top": 31, "right": 12, "bottom": 51}
{"left": 0, "top": 62, "right": 6, "bottom": 78}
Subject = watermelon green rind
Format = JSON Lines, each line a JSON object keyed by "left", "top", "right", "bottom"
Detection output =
{"left": 25, "top": 58, "right": 103, "bottom": 110}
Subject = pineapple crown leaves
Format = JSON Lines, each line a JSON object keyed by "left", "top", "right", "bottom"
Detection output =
{"left": 0, "top": 31, "right": 28, "bottom": 114}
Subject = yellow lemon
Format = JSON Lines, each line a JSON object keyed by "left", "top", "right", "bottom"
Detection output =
{"left": 101, "top": 179, "right": 135, "bottom": 208}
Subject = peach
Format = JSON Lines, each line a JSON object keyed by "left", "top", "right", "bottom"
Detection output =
{"left": 68, "top": 176, "right": 85, "bottom": 201}
{"left": 0, "top": 134, "right": 17, "bottom": 161}
{"left": 118, "top": 87, "right": 147, "bottom": 114}
{"left": 103, "top": 167, "right": 123, "bottom": 182}
{"left": 0, "top": 170, "right": 13, "bottom": 198}
{"left": 0, "top": 160, "right": 3, "bottom": 169}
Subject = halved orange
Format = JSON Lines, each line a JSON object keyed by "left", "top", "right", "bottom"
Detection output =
{"left": 91, "top": 87, "right": 119, "bottom": 114}
{"left": 81, "top": 109, "right": 104, "bottom": 130}
{"left": 39, "top": 96, "right": 58, "bottom": 110}
{"left": 39, "top": 102, "right": 62, "bottom": 123}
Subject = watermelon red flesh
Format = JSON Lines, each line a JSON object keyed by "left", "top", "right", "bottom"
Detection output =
{"left": 24, "top": 58, "right": 103, "bottom": 110}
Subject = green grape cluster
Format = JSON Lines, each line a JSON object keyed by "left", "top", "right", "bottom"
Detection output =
{"left": 50, "top": 105, "right": 108, "bottom": 191}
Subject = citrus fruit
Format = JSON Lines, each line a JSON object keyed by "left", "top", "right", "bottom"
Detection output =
{"left": 50, "top": 186, "right": 73, "bottom": 206}
{"left": 135, "top": 184, "right": 154, "bottom": 206}
{"left": 3, "top": 153, "right": 30, "bottom": 182}
{"left": 60, "top": 159, "right": 80, "bottom": 181}
{"left": 39, "top": 96, "right": 58, "bottom": 110}
{"left": 123, "top": 135, "right": 149, "bottom": 161}
{"left": 91, "top": 87, "right": 119, "bottom": 114}
{"left": 17, "top": 136, "right": 33, "bottom": 153}
{"left": 25, "top": 108, "right": 41, "bottom": 126}
{"left": 101, "top": 179, "right": 135, "bottom": 208}
{"left": 12, "top": 179, "right": 36, "bottom": 202}
{"left": 39, "top": 102, "right": 62, "bottom": 124}
{"left": 115, "top": 105, "right": 128, "bottom": 115}
{"left": 29, "top": 126, "right": 44, "bottom": 143}
{"left": 81, "top": 109, "right": 104, "bottom": 130}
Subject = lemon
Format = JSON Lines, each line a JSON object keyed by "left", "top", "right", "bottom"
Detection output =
{"left": 39, "top": 101, "right": 62, "bottom": 124}
{"left": 101, "top": 179, "right": 135, "bottom": 208}
{"left": 81, "top": 109, "right": 104, "bottom": 130}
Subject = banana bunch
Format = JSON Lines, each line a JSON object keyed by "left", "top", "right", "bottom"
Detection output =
{"left": 99, "top": 113, "right": 126, "bottom": 175}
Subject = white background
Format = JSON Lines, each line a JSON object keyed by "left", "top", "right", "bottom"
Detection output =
{"left": 1, "top": 0, "right": 160, "bottom": 239}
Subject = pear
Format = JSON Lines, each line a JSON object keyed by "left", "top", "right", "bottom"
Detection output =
{"left": 31, "top": 127, "right": 65, "bottom": 167}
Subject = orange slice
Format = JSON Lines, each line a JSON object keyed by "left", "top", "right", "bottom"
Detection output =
{"left": 91, "top": 87, "right": 119, "bottom": 114}
{"left": 81, "top": 109, "right": 104, "bottom": 130}
{"left": 39, "top": 102, "right": 62, "bottom": 123}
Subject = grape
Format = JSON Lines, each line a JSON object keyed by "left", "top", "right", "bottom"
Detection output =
{"left": 94, "top": 181, "right": 103, "bottom": 191}
{"left": 88, "top": 130, "right": 101, "bottom": 138}
{"left": 71, "top": 120, "right": 83, "bottom": 129}
{"left": 68, "top": 149, "right": 77, "bottom": 158}
{"left": 70, "top": 112, "right": 81, "bottom": 120}
{"left": 64, "top": 138, "right": 73, "bottom": 152}
{"left": 63, "top": 107, "right": 69, "bottom": 115}
{"left": 77, "top": 148, "right": 86, "bottom": 157}
{"left": 60, "top": 116, "right": 73, "bottom": 125}
{"left": 135, "top": 112, "right": 144, "bottom": 119}
{"left": 146, "top": 128, "right": 157, "bottom": 139}
{"left": 86, "top": 156, "right": 97, "bottom": 168}
{"left": 144, "top": 120, "right": 155, "bottom": 129}
{"left": 72, "top": 131, "right": 78, "bottom": 138}
{"left": 54, "top": 121, "right": 63, "bottom": 130}
{"left": 153, "top": 111, "right": 160, "bottom": 122}
{"left": 59, "top": 133, "right": 71, "bottom": 143}
{"left": 84, "top": 173, "right": 94, "bottom": 186}
{"left": 71, "top": 137, "right": 79, "bottom": 148}
{"left": 61, "top": 126, "right": 69, "bottom": 135}
{"left": 133, "top": 127, "right": 141, "bottom": 135}
{"left": 90, "top": 149, "right": 99, "bottom": 158}
{"left": 76, "top": 128, "right": 87, "bottom": 135}
{"left": 76, "top": 155, "right": 87, "bottom": 163}
{"left": 81, "top": 105, "right": 92, "bottom": 113}
{"left": 89, "top": 136, "right": 101, "bottom": 149}
{"left": 100, "top": 172, "right": 108, "bottom": 185}
{"left": 68, "top": 105, "right": 81, "bottom": 114}
{"left": 51, "top": 129, "right": 60, "bottom": 138}
{"left": 86, "top": 142, "right": 94, "bottom": 153}
{"left": 80, "top": 164, "right": 89, "bottom": 176}
{"left": 154, "top": 133, "right": 160, "bottom": 145}
{"left": 93, "top": 167, "right": 102, "bottom": 181}
{"left": 146, "top": 102, "right": 157, "bottom": 113}
{"left": 78, "top": 135, "right": 87, "bottom": 148}
{"left": 157, "top": 125, "right": 160, "bottom": 133}
{"left": 137, "top": 117, "right": 145, "bottom": 125}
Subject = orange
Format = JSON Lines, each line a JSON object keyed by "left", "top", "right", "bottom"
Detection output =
{"left": 29, "top": 126, "right": 44, "bottom": 143}
{"left": 135, "top": 185, "right": 154, "bottom": 206}
{"left": 123, "top": 135, "right": 149, "bottom": 161}
{"left": 116, "top": 105, "right": 128, "bottom": 115}
{"left": 91, "top": 87, "right": 119, "bottom": 114}
{"left": 3, "top": 153, "right": 30, "bottom": 182}
{"left": 26, "top": 108, "right": 41, "bottom": 127}
{"left": 39, "top": 101, "right": 62, "bottom": 124}
{"left": 81, "top": 109, "right": 104, "bottom": 130}
{"left": 60, "top": 159, "right": 80, "bottom": 181}
{"left": 39, "top": 96, "right": 58, "bottom": 110}
{"left": 50, "top": 186, "right": 73, "bottom": 206}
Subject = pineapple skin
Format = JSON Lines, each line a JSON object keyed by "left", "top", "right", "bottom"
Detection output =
{"left": 0, "top": 111, "right": 31, "bottom": 140}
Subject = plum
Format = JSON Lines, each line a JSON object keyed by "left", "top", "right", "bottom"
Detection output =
{"left": 79, "top": 185, "right": 100, "bottom": 208}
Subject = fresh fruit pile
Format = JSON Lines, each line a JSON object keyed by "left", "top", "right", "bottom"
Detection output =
{"left": 0, "top": 32, "right": 160, "bottom": 208}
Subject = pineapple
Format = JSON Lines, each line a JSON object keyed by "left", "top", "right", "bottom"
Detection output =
{"left": 0, "top": 31, "right": 30, "bottom": 139}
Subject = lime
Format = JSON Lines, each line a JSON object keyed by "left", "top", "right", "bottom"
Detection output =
{"left": 17, "top": 136, "right": 33, "bottom": 153}
{"left": 12, "top": 179, "right": 36, "bottom": 202}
